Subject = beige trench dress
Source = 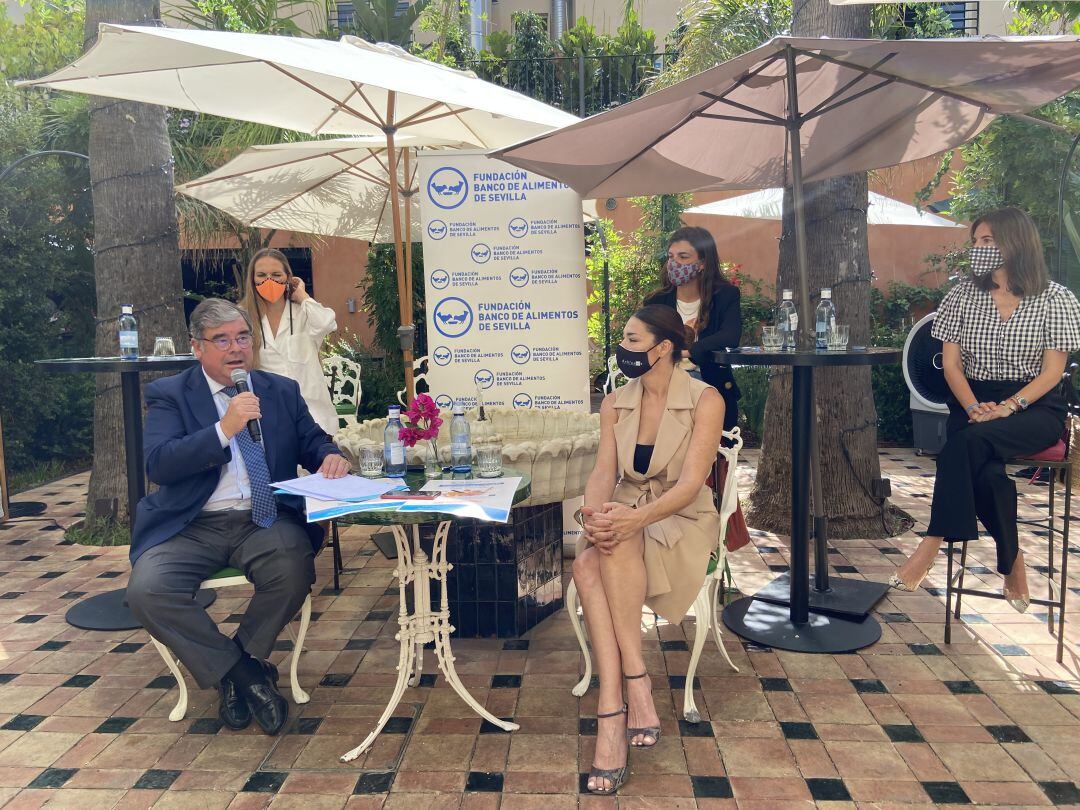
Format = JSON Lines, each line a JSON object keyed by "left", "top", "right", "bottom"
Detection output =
{"left": 581, "top": 366, "right": 720, "bottom": 624}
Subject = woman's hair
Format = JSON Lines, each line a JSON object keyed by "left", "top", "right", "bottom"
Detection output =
{"left": 631, "top": 304, "right": 689, "bottom": 363}
{"left": 651, "top": 226, "right": 731, "bottom": 330}
{"left": 238, "top": 247, "right": 294, "bottom": 358}
{"left": 970, "top": 207, "right": 1048, "bottom": 297}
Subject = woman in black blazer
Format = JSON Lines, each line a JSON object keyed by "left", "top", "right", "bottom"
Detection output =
{"left": 645, "top": 226, "right": 742, "bottom": 430}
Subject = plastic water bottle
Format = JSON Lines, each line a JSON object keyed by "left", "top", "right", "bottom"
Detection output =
{"left": 118, "top": 304, "right": 139, "bottom": 360}
{"left": 815, "top": 288, "right": 836, "bottom": 351}
{"left": 384, "top": 405, "right": 406, "bottom": 477}
{"left": 776, "top": 289, "right": 798, "bottom": 352}
{"left": 449, "top": 403, "right": 472, "bottom": 474}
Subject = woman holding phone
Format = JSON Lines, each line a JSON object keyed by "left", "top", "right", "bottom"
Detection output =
{"left": 238, "top": 248, "right": 339, "bottom": 435}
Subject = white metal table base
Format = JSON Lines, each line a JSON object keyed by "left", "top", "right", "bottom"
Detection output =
{"left": 341, "top": 520, "right": 519, "bottom": 762}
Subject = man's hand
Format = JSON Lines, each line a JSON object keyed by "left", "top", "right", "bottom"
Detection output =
{"left": 221, "top": 392, "right": 261, "bottom": 439}
{"left": 319, "top": 453, "right": 351, "bottom": 479}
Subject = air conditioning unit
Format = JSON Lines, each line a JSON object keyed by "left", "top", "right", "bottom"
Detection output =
{"left": 902, "top": 312, "right": 950, "bottom": 455}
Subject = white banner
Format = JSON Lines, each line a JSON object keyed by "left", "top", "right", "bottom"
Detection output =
{"left": 418, "top": 151, "right": 590, "bottom": 413}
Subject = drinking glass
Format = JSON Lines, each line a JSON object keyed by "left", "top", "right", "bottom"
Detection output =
{"left": 761, "top": 325, "right": 782, "bottom": 352}
{"left": 358, "top": 444, "right": 384, "bottom": 478}
{"left": 828, "top": 324, "right": 850, "bottom": 352}
{"left": 152, "top": 336, "right": 176, "bottom": 356}
{"left": 476, "top": 444, "right": 503, "bottom": 478}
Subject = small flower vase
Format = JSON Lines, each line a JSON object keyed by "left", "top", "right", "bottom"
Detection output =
{"left": 423, "top": 441, "right": 442, "bottom": 479}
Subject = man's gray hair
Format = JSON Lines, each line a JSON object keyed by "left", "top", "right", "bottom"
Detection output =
{"left": 189, "top": 298, "right": 252, "bottom": 339}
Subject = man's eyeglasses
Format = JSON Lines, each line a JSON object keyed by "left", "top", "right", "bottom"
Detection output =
{"left": 197, "top": 334, "right": 254, "bottom": 351}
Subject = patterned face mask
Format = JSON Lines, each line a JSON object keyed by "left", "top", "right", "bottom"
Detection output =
{"left": 666, "top": 258, "right": 704, "bottom": 286}
{"left": 968, "top": 244, "right": 1004, "bottom": 277}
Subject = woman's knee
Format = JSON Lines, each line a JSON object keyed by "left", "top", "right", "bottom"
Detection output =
{"left": 572, "top": 547, "right": 602, "bottom": 590}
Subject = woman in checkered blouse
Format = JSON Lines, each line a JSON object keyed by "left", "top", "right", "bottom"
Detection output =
{"left": 890, "top": 207, "right": 1080, "bottom": 611}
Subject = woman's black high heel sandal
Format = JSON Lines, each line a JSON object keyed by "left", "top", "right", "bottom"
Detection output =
{"left": 624, "top": 673, "right": 661, "bottom": 748}
{"left": 588, "top": 704, "right": 630, "bottom": 795}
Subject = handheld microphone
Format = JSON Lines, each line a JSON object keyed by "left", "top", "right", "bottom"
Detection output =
{"left": 230, "top": 368, "right": 262, "bottom": 443}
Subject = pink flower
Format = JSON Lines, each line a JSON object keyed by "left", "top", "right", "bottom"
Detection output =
{"left": 407, "top": 393, "right": 440, "bottom": 424}
{"left": 398, "top": 426, "right": 424, "bottom": 447}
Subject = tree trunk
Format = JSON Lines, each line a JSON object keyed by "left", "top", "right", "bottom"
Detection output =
{"left": 84, "top": 0, "right": 186, "bottom": 528}
{"left": 747, "top": 0, "right": 911, "bottom": 539}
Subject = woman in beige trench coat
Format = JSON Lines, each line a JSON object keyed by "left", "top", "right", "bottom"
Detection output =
{"left": 574, "top": 305, "right": 726, "bottom": 795}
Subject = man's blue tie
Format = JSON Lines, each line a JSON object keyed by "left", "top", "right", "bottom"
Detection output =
{"left": 224, "top": 386, "right": 277, "bottom": 528}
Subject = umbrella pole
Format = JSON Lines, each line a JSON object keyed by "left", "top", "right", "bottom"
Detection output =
{"left": 403, "top": 148, "right": 415, "bottom": 344}
{"left": 385, "top": 100, "right": 415, "bottom": 403}
{"left": 784, "top": 46, "right": 829, "bottom": 595}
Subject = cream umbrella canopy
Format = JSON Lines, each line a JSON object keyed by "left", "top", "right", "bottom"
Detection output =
{"left": 176, "top": 135, "right": 465, "bottom": 244}
{"left": 23, "top": 23, "right": 578, "bottom": 396}
{"left": 687, "top": 189, "right": 965, "bottom": 227}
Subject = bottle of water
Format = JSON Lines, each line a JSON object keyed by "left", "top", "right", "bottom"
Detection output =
{"left": 815, "top": 288, "right": 836, "bottom": 351}
{"left": 118, "top": 304, "right": 139, "bottom": 360}
{"left": 776, "top": 289, "right": 798, "bottom": 352}
{"left": 449, "top": 403, "right": 472, "bottom": 474}
{"left": 383, "top": 405, "right": 406, "bottom": 477}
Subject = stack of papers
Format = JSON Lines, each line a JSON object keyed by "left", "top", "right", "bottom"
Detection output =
{"left": 271, "top": 473, "right": 404, "bottom": 502}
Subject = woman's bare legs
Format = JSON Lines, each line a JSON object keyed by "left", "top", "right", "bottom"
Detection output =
{"left": 598, "top": 531, "right": 659, "bottom": 746}
{"left": 573, "top": 548, "right": 628, "bottom": 792}
{"left": 893, "top": 535, "right": 944, "bottom": 591}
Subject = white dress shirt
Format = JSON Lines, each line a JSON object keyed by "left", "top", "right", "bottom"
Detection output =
{"left": 203, "top": 369, "right": 252, "bottom": 511}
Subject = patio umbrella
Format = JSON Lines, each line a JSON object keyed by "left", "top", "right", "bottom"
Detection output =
{"left": 176, "top": 135, "right": 464, "bottom": 244}
{"left": 23, "top": 23, "right": 578, "bottom": 397}
{"left": 687, "top": 188, "right": 965, "bottom": 227}
{"left": 493, "top": 34, "right": 1080, "bottom": 341}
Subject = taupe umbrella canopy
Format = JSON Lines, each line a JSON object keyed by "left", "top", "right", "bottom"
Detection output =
{"left": 495, "top": 35, "right": 1080, "bottom": 199}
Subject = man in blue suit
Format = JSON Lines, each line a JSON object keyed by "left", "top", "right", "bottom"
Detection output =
{"left": 128, "top": 298, "right": 350, "bottom": 736}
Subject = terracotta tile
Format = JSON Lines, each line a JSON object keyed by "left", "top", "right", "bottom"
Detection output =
{"left": 398, "top": 733, "right": 476, "bottom": 772}
{"left": 797, "top": 693, "right": 874, "bottom": 725}
{"left": 681, "top": 736, "right": 725, "bottom": 776}
{"left": 389, "top": 771, "right": 466, "bottom": 793}
{"left": 502, "top": 771, "right": 578, "bottom": 793}
{"left": 824, "top": 741, "right": 913, "bottom": 780}
{"left": 788, "top": 739, "right": 838, "bottom": 778}
{"left": 498, "top": 795, "right": 578, "bottom": 810}
{"left": 715, "top": 738, "right": 798, "bottom": 777}
{"left": 844, "top": 778, "right": 932, "bottom": 804}
{"left": 506, "top": 734, "right": 577, "bottom": 773}
{"left": 960, "top": 780, "right": 1053, "bottom": 806}
{"left": 614, "top": 773, "right": 693, "bottom": 797}
{"left": 266, "top": 794, "right": 347, "bottom": 810}
{"left": 930, "top": 742, "right": 1031, "bottom": 781}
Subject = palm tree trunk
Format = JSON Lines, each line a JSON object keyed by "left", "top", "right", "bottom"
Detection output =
{"left": 747, "top": 0, "right": 911, "bottom": 539}
{"left": 84, "top": 0, "right": 187, "bottom": 528}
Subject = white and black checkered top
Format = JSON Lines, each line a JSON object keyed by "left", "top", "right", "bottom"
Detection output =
{"left": 931, "top": 278, "right": 1080, "bottom": 381}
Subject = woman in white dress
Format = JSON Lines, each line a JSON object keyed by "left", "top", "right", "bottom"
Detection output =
{"left": 238, "top": 248, "right": 339, "bottom": 434}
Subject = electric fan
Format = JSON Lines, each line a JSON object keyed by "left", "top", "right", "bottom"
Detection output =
{"left": 902, "top": 312, "right": 950, "bottom": 454}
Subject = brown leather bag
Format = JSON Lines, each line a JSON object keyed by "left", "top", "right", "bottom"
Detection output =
{"left": 710, "top": 456, "right": 752, "bottom": 552}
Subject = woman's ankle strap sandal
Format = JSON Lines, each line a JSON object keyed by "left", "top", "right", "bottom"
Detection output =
{"left": 588, "top": 704, "right": 629, "bottom": 795}
{"left": 624, "top": 673, "right": 661, "bottom": 748}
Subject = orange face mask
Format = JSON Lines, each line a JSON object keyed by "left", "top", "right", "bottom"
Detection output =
{"left": 255, "top": 278, "right": 286, "bottom": 303}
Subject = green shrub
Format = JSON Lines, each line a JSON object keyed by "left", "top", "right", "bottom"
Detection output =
{"left": 733, "top": 366, "right": 768, "bottom": 445}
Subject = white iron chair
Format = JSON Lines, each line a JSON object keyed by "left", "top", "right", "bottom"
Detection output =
{"left": 148, "top": 567, "right": 312, "bottom": 722}
{"left": 396, "top": 355, "right": 429, "bottom": 406}
{"left": 323, "top": 355, "right": 362, "bottom": 430}
{"left": 604, "top": 354, "right": 626, "bottom": 394}
{"left": 566, "top": 427, "right": 744, "bottom": 723}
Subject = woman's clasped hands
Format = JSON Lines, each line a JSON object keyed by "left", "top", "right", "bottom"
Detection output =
{"left": 581, "top": 503, "right": 645, "bottom": 555}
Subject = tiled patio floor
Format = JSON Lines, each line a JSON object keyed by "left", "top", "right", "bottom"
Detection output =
{"left": 1, "top": 449, "right": 1079, "bottom": 808}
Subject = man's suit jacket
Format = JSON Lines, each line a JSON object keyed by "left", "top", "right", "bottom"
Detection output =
{"left": 130, "top": 365, "right": 337, "bottom": 563}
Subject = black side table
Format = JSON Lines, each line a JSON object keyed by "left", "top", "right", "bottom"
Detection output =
{"left": 37, "top": 355, "right": 212, "bottom": 630}
{"left": 714, "top": 347, "right": 901, "bottom": 653}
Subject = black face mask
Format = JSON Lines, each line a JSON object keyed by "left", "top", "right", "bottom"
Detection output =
{"left": 616, "top": 342, "right": 658, "bottom": 379}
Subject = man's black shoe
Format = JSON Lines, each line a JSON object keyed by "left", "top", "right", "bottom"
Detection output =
{"left": 237, "top": 665, "right": 289, "bottom": 735}
{"left": 217, "top": 675, "right": 252, "bottom": 730}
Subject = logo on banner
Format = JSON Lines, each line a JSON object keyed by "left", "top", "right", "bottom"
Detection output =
{"left": 474, "top": 369, "right": 495, "bottom": 389}
{"left": 427, "top": 219, "right": 448, "bottom": 240}
{"left": 429, "top": 269, "right": 450, "bottom": 290}
{"left": 508, "top": 217, "right": 529, "bottom": 238}
{"left": 470, "top": 243, "right": 491, "bottom": 264}
{"left": 432, "top": 297, "right": 474, "bottom": 338}
{"left": 510, "top": 345, "right": 531, "bottom": 365}
{"left": 427, "top": 167, "right": 468, "bottom": 210}
{"left": 432, "top": 346, "right": 453, "bottom": 366}
{"left": 435, "top": 394, "right": 454, "bottom": 410}
{"left": 509, "top": 267, "right": 530, "bottom": 288}
{"left": 513, "top": 392, "right": 534, "bottom": 409}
